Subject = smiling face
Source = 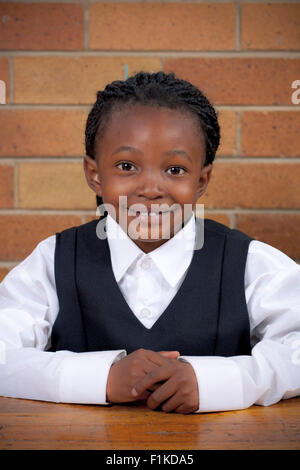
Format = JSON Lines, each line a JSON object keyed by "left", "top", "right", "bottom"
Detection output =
{"left": 84, "top": 104, "right": 213, "bottom": 253}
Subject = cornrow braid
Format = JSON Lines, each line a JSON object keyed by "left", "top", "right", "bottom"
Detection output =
{"left": 85, "top": 71, "right": 221, "bottom": 208}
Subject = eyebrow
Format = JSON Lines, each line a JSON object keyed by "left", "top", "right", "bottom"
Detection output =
{"left": 111, "top": 146, "right": 141, "bottom": 156}
{"left": 111, "top": 146, "right": 193, "bottom": 163}
{"left": 164, "top": 149, "right": 193, "bottom": 164}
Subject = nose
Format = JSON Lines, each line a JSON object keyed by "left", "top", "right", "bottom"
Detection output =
{"left": 135, "top": 168, "right": 165, "bottom": 199}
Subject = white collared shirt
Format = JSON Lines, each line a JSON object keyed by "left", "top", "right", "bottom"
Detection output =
{"left": 106, "top": 213, "right": 195, "bottom": 329}
{"left": 0, "top": 213, "right": 299, "bottom": 412}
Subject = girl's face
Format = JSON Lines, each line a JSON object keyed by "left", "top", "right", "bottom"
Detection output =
{"left": 84, "top": 104, "right": 213, "bottom": 253}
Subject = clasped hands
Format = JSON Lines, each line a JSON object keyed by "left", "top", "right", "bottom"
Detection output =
{"left": 106, "top": 348, "right": 199, "bottom": 414}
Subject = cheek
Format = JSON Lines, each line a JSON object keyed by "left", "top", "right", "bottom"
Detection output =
{"left": 101, "top": 177, "right": 135, "bottom": 209}
{"left": 171, "top": 181, "right": 199, "bottom": 202}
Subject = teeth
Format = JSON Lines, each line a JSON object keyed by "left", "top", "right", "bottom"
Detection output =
{"left": 127, "top": 209, "right": 170, "bottom": 216}
{"left": 128, "top": 211, "right": 160, "bottom": 216}
{"left": 140, "top": 212, "right": 158, "bottom": 217}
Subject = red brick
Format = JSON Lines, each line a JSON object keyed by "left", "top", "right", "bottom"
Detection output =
{"left": 237, "top": 213, "right": 300, "bottom": 260}
{"left": 0, "top": 3, "right": 83, "bottom": 50}
{"left": 0, "top": 164, "right": 14, "bottom": 208}
{"left": 14, "top": 57, "right": 161, "bottom": 104}
{"left": 242, "top": 3, "right": 300, "bottom": 50}
{"left": 217, "top": 110, "right": 237, "bottom": 157}
{"left": 0, "top": 110, "right": 87, "bottom": 157}
{"left": 242, "top": 112, "right": 300, "bottom": 157}
{"left": 85, "top": 214, "right": 100, "bottom": 224}
{"left": 203, "top": 213, "right": 231, "bottom": 227}
{"left": 165, "top": 58, "right": 300, "bottom": 105}
{"left": 0, "top": 57, "right": 9, "bottom": 104}
{"left": 0, "top": 267, "right": 10, "bottom": 283}
{"left": 201, "top": 162, "right": 300, "bottom": 209}
{"left": 90, "top": 2, "right": 235, "bottom": 51}
{"left": 18, "top": 162, "right": 96, "bottom": 210}
{"left": 0, "top": 215, "right": 82, "bottom": 260}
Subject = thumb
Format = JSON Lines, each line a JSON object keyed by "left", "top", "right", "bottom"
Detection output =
{"left": 158, "top": 350, "right": 180, "bottom": 359}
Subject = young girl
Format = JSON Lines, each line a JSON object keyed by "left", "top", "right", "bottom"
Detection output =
{"left": 0, "top": 71, "right": 299, "bottom": 414}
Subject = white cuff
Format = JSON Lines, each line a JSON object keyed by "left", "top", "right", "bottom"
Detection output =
{"left": 59, "top": 350, "right": 126, "bottom": 404}
{"left": 178, "top": 356, "right": 244, "bottom": 413}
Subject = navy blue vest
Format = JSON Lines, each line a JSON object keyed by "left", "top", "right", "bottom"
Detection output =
{"left": 49, "top": 217, "right": 253, "bottom": 356}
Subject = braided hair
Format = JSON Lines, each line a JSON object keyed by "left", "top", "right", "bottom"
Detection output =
{"left": 85, "top": 71, "right": 221, "bottom": 208}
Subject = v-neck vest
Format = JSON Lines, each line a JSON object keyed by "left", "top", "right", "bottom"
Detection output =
{"left": 49, "top": 217, "right": 253, "bottom": 356}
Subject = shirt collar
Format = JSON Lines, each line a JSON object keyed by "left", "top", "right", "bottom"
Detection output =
{"left": 105, "top": 212, "right": 196, "bottom": 287}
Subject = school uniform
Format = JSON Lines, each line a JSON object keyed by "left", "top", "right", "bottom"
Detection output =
{"left": 0, "top": 212, "right": 299, "bottom": 412}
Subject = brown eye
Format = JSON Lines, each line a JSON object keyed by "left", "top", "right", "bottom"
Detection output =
{"left": 167, "top": 166, "right": 186, "bottom": 175}
{"left": 116, "top": 162, "right": 136, "bottom": 171}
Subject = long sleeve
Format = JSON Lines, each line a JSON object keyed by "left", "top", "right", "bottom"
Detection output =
{"left": 0, "top": 236, "right": 126, "bottom": 404}
{"left": 1, "top": 231, "right": 300, "bottom": 411}
{"left": 179, "top": 240, "right": 300, "bottom": 412}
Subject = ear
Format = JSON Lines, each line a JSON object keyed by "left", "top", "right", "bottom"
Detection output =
{"left": 196, "top": 163, "right": 213, "bottom": 199}
{"left": 83, "top": 155, "right": 102, "bottom": 197}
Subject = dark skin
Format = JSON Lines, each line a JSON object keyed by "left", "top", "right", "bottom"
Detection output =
{"left": 84, "top": 104, "right": 213, "bottom": 413}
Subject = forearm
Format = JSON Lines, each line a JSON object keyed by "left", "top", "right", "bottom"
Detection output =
{"left": 0, "top": 346, "right": 126, "bottom": 404}
{"left": 179, "top": 338, "right": 300, "bottom": 413}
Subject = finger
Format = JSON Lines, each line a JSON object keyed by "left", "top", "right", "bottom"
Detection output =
{"left": 146, "top": 383, "right": 162, "bottom": 392}
{"left": 142, "top": 350, "right": 174, "bottom": 367}
{"left": 134, "top": 351, "right": 164, "bottom": 375}
{"left": 158, "top": 351, "right": 180, "bottom": 359}
{"left": 142, "top": 360, "right": 159, "bottom": 375}
{"left": 135, "top": 390, "right": 151, "bottom": 402}
{"left": 146, "top": 378, "right": 178, "bottom": 410}
{"left": 174, "top": 403, "right": 196, "bottom": 414}
{"left": 160, "top": 394, "right": 185, "bottom": 413}
{"left": 132, "top": 365, "right": 172, "bottom": 398}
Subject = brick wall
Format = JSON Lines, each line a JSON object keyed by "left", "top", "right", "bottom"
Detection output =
{"left": 0, "top": 0, "right": 300, "bottom": 280}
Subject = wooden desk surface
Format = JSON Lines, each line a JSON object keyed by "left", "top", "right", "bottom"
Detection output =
{"left": 0, "top": 396, "right": 299, "bottom": 450}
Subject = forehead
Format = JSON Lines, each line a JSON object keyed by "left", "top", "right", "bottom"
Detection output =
{"left": 95, "top": 104, "right": 205, "bottom": 156}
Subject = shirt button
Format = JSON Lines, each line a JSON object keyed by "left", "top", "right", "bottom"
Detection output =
{"left": 140, "top": 308, "right": 151, "bottom": 318}
{"left": 140, "top": 258, "right": 151, "bottom": 270}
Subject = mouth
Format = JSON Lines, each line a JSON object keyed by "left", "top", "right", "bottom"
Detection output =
{"left": 127, "top": 209, "right": 171, "bottom": 219}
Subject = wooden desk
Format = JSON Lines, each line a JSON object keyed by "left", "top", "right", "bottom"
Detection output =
{"left": 0, "top": 396, "right": 299, "bottom": 450}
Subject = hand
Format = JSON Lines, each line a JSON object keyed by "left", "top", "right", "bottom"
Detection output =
{"left": 106, "top": 348, "right": 180, "bottom": 404}
{"left": 131, "top": 360, "right": 199, "bottom": 414}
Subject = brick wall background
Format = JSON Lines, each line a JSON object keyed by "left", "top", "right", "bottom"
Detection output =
{"left": 0, "top": 0, "right": 300, "bottom": 280}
